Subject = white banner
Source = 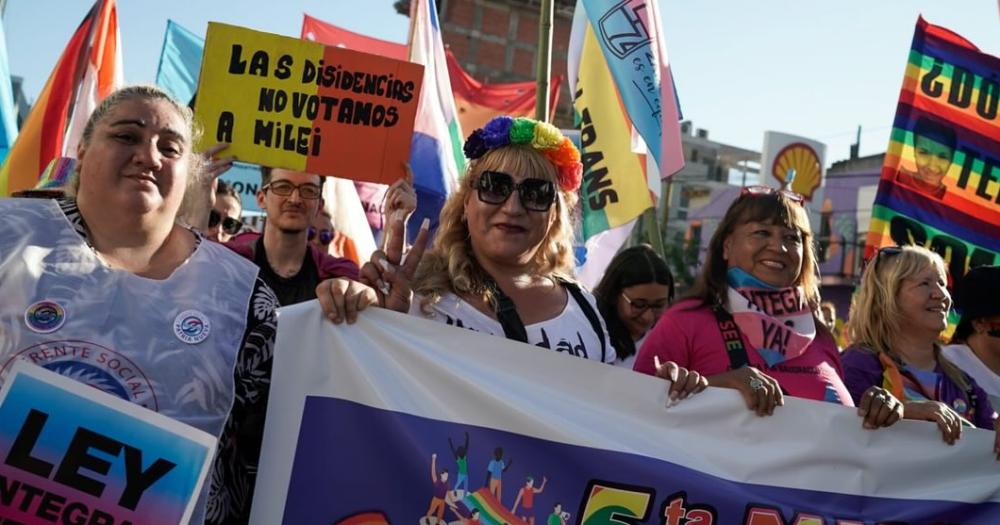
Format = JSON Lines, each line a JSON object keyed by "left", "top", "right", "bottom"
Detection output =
{"left": 251, "top": 302, "right": 1000, "bottom": 524}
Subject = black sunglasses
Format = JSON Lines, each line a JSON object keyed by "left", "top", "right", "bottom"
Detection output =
{"left": 209, "top": 209, "right": 242, "bottom": 235}
{"left": 476, "top": 171, "right": 556, "bottom": 212}
{"left": 308, "top": 227, "right": 334, "bottom": 246}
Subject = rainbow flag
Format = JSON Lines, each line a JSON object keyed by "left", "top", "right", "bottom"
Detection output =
{"left": 34, "top": 156, "right": 76, "bottom": 189}
{"left": 864, "top": 17, "right": 1000, "bottom": 284}
{"left": 0, "top": 0, "right": 122, "bottom": 196}
{"left": 462, "top": 488, "right": 527, "bottom": 525}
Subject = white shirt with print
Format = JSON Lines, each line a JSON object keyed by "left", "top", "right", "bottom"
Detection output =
{"left": 411, "top": 290, "right": 616, "bottom": 364}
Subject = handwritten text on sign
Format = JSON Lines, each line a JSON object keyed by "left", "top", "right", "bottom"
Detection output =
{"left": 195, "top": 23, "right": 424, "bottom": 184}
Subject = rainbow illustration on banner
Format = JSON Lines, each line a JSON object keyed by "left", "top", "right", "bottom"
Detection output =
{"left": 865, "top": 16, "right": 1000, "bottom": 286}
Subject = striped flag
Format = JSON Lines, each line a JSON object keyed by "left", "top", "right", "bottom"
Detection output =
{"left": 0, "top": 0, "right": 122, "bottom": 196}
{"left": 407, "top": 0, "right": 466, "bottom": 241}
{"left": 0, "top": 16, "right": 18, "bottom": 165}
{"left": 864, "top": 17, "right": 1000, "bottom": 297}
{"left": 461, "top": 488, "right": 526, "bottom": 525}
{"left": 569, "top": 2, "right": 647, "bottom": 283}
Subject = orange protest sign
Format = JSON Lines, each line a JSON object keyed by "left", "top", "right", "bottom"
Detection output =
{"left": 195, "top": 23, "right": 423, "bottom": 184}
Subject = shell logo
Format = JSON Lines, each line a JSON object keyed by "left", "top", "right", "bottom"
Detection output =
{"left": 771, "top": 142, "right": 822, "bottom": 200}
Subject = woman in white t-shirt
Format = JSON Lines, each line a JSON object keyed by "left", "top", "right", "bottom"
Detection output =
{"left": 327, "top": 116, "right": 705, "bottom": 399}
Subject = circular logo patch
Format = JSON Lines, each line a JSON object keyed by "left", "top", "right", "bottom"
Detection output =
{"left": 3, "top": 340, "right": 158, "bottom": 410}
{"left": 952, "top": 398, "right": 968, "bottom": 414}
{"left": 24, "top": 300, "right": 66, "bottom": 333}
{"left": 173, "top": 310, "right": 211, "bottom": 344}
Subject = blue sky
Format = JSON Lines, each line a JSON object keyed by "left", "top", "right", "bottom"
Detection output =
{"left": 4, "top": 0, "right": 999, "bottom": 167}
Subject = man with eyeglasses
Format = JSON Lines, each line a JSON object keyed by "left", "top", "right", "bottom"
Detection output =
{"left": 226, "top": 167, "right": 360, "bottom": 306}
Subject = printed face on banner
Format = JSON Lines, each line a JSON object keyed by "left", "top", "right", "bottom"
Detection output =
{"left": 865, "top": 17, "right": 999, "bottom": 291}
{"left": 195, "top": 23, "right": 424, "bottom": 185}
{"left": 0, "top": 362, "right": 215, "bottom": 525}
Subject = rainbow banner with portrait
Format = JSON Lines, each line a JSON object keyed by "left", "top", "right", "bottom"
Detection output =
{"left": 864, "top": 17, "right": 1000, "bottom": 282}
{"left": 194, "top": 23, "right": 424, "bottom": 185}
{"left": 249, "top": 304, "right": 1000, "bottom": 524}
{"left": 0, "top": 362, "right": 216, "bottom": 525}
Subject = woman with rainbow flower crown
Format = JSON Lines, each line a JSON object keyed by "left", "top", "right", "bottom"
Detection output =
{"left": 318, "top": 116, "right": 707, "bottom": 400}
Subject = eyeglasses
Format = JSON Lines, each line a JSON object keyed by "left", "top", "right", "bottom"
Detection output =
{"left": 863, "top": 245, "right": 903, "bottom": 274}
{"left": 621, "top": 291, "right": 669, "bottom": 315}
{"left": 740, "top": 185, "right": 804, "bottom": 204}
{"left": 209, "top": 209, "right": 242, "bottom": 235}
{"left": 264, "top": 180, "right": 322, "bottom": 200}
{"left": 476, "top": 171, "right": 556, "bottom": 212}
{"left": 307, "top": 227, "right": 334, "bottom": 246}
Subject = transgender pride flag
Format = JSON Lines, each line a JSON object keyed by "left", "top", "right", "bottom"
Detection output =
{"left": 407, "top": 0, "right": 465, "bottom": 240}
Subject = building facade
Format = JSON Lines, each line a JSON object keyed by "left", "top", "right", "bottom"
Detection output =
{"left": 398, "top": 0, "right": 577, "bottom": 127}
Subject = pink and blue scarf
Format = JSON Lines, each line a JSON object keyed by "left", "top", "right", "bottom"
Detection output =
{"left": 725, "top": 268, "right": 816, "bottom": 367}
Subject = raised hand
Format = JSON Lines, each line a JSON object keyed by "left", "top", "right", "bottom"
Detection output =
{"left": 360, "top": 215, "right": 431, "bottom": 313}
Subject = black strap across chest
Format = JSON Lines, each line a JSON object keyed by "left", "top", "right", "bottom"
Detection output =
{"left": 483, "top": 274, "right": 607, "bottom": 362}
{"left": 712, "top": 305, "right": 750, "bottom": 369}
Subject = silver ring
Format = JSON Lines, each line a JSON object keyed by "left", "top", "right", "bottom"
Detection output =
{"left": 874, "top": 393, "right": 888, "bottom": 404}
{"left": 749, "top": 378, "right": 765, "bottom": 392}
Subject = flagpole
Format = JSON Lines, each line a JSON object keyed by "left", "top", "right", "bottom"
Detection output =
{"left": 535, "top": 0, "right": 554, "bottom": 121}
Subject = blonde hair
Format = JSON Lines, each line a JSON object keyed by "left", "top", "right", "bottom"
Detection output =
{"left": 847, "top": 245, "right": 969, "bottom": 390}
{"left": 412, "top": 145, "right": 577, "bottom": 308}
{"left": 64, "top": 85, "right": 204, "bottom": 199}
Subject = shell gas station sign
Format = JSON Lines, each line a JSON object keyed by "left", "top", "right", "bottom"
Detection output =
{"left": 760, "top": 131, "right": 827, "bottom": 201}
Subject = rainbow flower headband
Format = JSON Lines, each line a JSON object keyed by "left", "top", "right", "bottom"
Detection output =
{"left": 463, "top": 116, "right": 583, "bottom": 192}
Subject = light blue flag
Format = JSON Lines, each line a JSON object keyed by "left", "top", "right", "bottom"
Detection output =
{"left": 155, "top": 20, "right": 203, "bottom": 106}
{"left": 581, "top": 0, "right": 668, "bottom": 172}
{"left": 0, "top": 17, "right": 18, "bottom": 164}
{"left": 154, "top": 22, "right": 264, "bottom": 214}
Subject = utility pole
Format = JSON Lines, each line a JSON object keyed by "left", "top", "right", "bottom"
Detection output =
{"left": 535, "top": 0, "right": 553, "bottom": 121}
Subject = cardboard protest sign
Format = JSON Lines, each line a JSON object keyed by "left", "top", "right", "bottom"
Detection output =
{"left": 195, "top": 23, "right": 424, "bottom": 184}
{"left": 0, "top": 362, "right": 216, "bottom": 525}
{"left": 865, "top": 17, "right": 1000, "bottom": 283}
{"left": 250, "top": 304, "right": 1000, "bottom": 524}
